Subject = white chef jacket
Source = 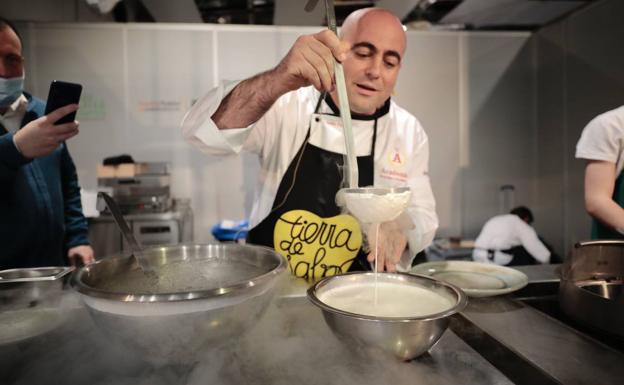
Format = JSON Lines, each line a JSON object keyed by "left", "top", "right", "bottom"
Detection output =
{"left": 472, "top": 214, "right": 550, "bottom": 265}
{"left": 576, "top": 105, "right": 624, "bottom": 174}
{"left": 181, "top": 81, "right": 439, "bottom": 270}
{"left": 0, "top": 94, "right": 28, "bottom": 133}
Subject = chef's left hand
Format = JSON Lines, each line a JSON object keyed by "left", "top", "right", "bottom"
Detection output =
{"left": 366, "top": 221, "right": 407, "bottom": 272}
{"left": 68, "top": 245, "right": 95, "bottom": 266}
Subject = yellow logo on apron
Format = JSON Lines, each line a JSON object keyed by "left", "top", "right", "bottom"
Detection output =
{"left": 274, "top": 209, "right": 362, "bottom": 279}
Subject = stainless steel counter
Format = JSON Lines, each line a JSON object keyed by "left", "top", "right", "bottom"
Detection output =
{"left": 454, "top": 264, "right": 624, "bottom": 385}
{"left": 1, "top": 266, "right": 622, "bottom": 385}
{"left": 458, "top": 295, "right": 624, "bottom": 385}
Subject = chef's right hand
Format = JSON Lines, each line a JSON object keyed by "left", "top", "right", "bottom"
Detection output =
{"left": 274, "top": 30, "right": 350, "bottom": 93}
{"left": 13, "top": 104, "right": 80, "bottom": 159}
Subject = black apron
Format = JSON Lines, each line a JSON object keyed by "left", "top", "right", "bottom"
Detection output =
{"left": 485, "top": 246, "right": 537, "bottom": 266}
{"left": 591, "top": 171, "right": 624, "bottom": 239}
{"left": 247, "top": 94, "right": 383, "bottom": 280}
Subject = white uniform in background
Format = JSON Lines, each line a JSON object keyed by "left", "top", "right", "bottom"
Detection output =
{"left": 472, "top": 214, "right": 550, "bottom": 265}
{"left": 576, "top": 105, "right": 624, "bottom": 174}
{"left": 181, "top": 81, "right": 438, "bottom": 270}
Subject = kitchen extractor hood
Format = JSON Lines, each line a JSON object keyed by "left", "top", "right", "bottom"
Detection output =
{"left": 28, "top": 0, "right": 597, "bottom": 29}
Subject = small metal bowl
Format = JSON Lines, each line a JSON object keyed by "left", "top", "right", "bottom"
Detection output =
{"left": 307, "top": 272, "right": 467, "bottom": 360}
{"left": 0, "top": 267, "right": 73, "bottom": 346}
{"left": 0, "top": 267, "right": 74, "bottom": 312}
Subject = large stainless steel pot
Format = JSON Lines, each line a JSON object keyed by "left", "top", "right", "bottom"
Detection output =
{"left": 308, "top": 272, "right": 467, "bottom": 360}
{"left": 559, "top": 240, "right": 624, "bottom": 339}
{"left": 71, "top": 243, "right": 287, "bottom": 364}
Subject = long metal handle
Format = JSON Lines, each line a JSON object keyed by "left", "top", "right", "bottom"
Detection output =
{"left": 334, "top": 64, "right": 359, "bottom": 188}
{"left": 325, "top": 0, "right": 358, "bottom": 188}
{"left": 304, "top": 0, "right": 359, "bottom": 188}
{"left": 304, "top": 0, "right": 320, "bottom": 12}
{"left": 324, "top": 0, "right": 337, "bottom": 33}
{"left": 97, "top": 192, "right": 147, "bottom": 270}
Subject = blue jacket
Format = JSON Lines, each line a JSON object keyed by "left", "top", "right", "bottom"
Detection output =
{"left": 0, "top": 93, "right": 89, "bottom": 269}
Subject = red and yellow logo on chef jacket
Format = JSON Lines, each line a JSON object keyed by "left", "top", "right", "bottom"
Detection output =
{"left": 389, "top": 149, "right": 404, "bottom": 165}
{"left": 274, "top": 210, "right": 362, "bottom": 280}
{"left": 380, "top": 149, "right": 408, "bottom": 182}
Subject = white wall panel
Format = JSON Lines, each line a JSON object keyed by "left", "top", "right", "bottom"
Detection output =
{"left": 125, "top": 26, "right": 217, "bottom": 242}
{"left": 462, "top": 33, "right": 535, "bottom": 238}
{"left": 395, "top": 32, "right": 461, "bottom": 237}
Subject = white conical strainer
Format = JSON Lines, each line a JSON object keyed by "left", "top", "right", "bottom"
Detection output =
{"left": 336, "top": 187, "right": 411, "bottom": 224}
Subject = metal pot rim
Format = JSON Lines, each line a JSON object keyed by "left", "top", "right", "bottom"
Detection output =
{"left": 70, "top": 243, "right": 287, "bottom": 303}
{"left": 561, "top": 239, "right": 624, "bottom": 280}
{"left": 339, "top": 186, "right": 411, "bottom": 195}
{"left": 307, "top": 271, "right": 467, "bottom": 322}
{"left": 0, "top": 266, "right": 74, "bottom": 283}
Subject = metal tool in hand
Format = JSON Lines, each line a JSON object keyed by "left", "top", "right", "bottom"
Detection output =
{"left": 97, "top": 192, "right": 153, "bottom": 273}
{"left": 305, "top": 0, "right": 359, "bottom": 188}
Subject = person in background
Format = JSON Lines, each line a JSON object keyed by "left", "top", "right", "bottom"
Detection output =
{"left": 576, "top": 106, "right": 624, "bottom": 239}
{"left": 0, "top": 18, "right": 94, "bottom": 269}
{"left": 472, "top": 206, "right": 551, "bottom": 266}
{"left": 181, "top": 8, "right": 438, "bottom": 278}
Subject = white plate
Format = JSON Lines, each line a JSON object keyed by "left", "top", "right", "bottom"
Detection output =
{"left": 410, "top": 261, "right": 529, "bottom": 297}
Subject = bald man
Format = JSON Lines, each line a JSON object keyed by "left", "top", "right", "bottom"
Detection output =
{"left": 181, "top": 8, "right": 437, "bottom": 278}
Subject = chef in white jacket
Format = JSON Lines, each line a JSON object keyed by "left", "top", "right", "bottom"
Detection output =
{"left": 473, "top": 206, "right": 550, "bottom": 266}
{"left": 181, "top": 8, "right": 438, "bottom": 279}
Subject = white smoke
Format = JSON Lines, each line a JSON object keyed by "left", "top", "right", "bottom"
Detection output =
{"left": 0, "top": 290, "right": 508, "bottom": 385}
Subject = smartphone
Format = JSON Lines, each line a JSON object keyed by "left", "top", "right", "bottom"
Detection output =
{"left": 44, "top": 80, "right": 83, "bottom": 125}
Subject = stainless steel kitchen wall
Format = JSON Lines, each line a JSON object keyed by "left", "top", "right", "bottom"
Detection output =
{"left": 535, "top": 0, "right": 624, "bottom": 257}
{"left": 460, "top": 33, "right": 535, "bottom": 240}
{"left": 397, "top": 31, "right": 536, "bottom": 241}
{"left": 17, "top": 23, "right": 535, "bottom": 245}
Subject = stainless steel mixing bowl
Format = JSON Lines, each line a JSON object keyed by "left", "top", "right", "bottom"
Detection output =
{"left": 71, "top": 243, "right": 287, "bottom": 364}
{"left": 307, "top": 272, "right": 467, "bottom": 360}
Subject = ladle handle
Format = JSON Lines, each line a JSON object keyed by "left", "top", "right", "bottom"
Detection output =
{"left": 324, "top": 0, "right": 358, "bottom": 188}
{"left": 304, "top": 0, "right": 359, "bottom": 188}
{"left": 97, "top": 192, "right": 144, "bottom": 256}
{"left": 304, "top": 0, "right": 320, "bottom": 12}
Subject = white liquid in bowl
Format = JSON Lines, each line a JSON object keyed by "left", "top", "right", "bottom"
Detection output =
{"left": 318, "top": 281, "right": 454, "bottom": 318}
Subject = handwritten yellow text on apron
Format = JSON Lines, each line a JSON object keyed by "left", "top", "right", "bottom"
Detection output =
{"left": 274, "top": 210, "right": 362, "bottom": 279}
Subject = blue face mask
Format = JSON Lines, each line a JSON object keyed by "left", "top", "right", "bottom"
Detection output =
{"left": 0, "top": 75, "right": 25, "bottom": 108}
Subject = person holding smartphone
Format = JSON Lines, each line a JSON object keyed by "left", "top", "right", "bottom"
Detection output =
{"left": 0, "top": 18, "right": 94, "bottom": 269}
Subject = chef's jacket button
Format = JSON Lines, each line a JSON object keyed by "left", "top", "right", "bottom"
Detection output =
{"left": 315, "top": 117, "right": 320, "bottom": 122}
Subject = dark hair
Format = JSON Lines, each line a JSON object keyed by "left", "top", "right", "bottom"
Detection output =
{"left": 510, "top": 206, "right": 534, "bottom": 224}
{"left": 0, "top": 17, "right": 22, "bottom": 43}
